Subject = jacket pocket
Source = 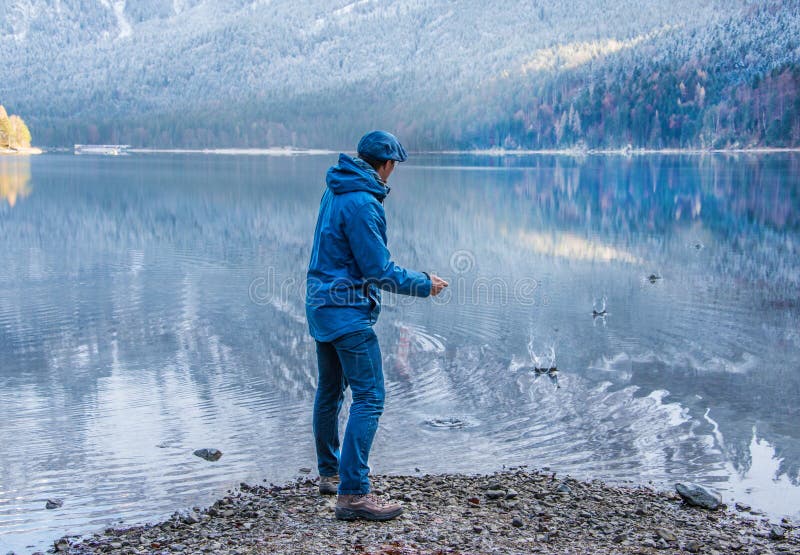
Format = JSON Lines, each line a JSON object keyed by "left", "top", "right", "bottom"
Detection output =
{"left": 366, "top": 284, "right": 381, "bottom": 324}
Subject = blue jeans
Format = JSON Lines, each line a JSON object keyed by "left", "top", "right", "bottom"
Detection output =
{"left": 313, "top": 328, "right": 385, "bottom": 495}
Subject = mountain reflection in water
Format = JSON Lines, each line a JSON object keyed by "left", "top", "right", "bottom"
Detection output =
{"left": 0, "top": 152, "right": 798, "bottom": 553}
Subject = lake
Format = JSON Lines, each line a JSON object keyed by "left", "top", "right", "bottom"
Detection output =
{"left": 1, "top": 152, "right": 799, "bottom": 552}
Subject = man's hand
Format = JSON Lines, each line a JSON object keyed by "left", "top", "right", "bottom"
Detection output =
{"left": 429, "top": 274, "right": 449, "bottom": 296}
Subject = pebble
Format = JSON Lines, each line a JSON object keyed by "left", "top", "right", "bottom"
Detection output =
{"left": 180, "top": 510, "right": 201, "bottom": 525}
{"left": 485, "top": 489, "right": 505, "bottom": 500}
{"left": 770, "top": 525, "right": 787, "bottom": 540}
{"left": 511, "top": 517, "right": 524, "bottom": 528}
{"left": 655, "top": 528, "right": 677, "bottom": 542}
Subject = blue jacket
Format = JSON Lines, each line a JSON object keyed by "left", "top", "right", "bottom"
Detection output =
{"left": 306, "top": 153, "right": 432, "bottom": 342}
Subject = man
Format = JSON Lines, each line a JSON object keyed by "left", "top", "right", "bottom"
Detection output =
{"left": 305, "top": 130, "right": 448, "bottom": 521}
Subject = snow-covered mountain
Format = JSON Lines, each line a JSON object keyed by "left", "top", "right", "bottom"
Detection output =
{"left": 1, "top": 0, "right": 798, "bottom": 148}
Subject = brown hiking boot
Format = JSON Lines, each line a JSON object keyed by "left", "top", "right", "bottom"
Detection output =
{"left": 319, "top": 475, "right": 339, "bottom": 495}
{"left": 335, "top": 493, "right": 403, "bottom": 521}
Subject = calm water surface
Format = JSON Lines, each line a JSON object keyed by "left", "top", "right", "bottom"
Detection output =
{"left": 1, "top": 152, "right": 799, "bottom": 552}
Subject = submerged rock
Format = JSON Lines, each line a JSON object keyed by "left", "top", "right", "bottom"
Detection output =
{"left": 193, "top": 448, "right": 223, "bottom": 462}
{"left": 675, "top": 483, "right": 722, "bottom": 510}
{"left": 45, "top": 499, "right": 63, "bottom": 509}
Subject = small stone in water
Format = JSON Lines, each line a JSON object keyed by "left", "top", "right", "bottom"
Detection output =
{"left": 45, "top": 499, "right": 63, "bottom": 509}
{"left": 193, "top": 448, "right": 222, "bottom": 462}
{"left": 299, "top": 467, "right": 311, "bottom": 474}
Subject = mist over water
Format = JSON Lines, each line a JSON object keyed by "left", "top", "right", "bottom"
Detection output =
{"left": 1, "top": 152, "right": 799, "bottom": 552}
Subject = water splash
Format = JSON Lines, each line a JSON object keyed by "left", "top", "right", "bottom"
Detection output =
{"left": 592, "top": 295, "right": 608, "bottom": 317}
{"left": 527, "top": 334, "right": 557, "bottom": 370}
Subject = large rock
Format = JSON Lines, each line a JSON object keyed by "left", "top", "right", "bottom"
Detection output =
{"left": 675, "top": 483, "right": 722, "bottom": 510}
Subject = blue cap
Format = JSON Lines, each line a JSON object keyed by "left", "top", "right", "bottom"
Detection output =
{"left": 357, "top": 130, "right": 408, "bottom": 163}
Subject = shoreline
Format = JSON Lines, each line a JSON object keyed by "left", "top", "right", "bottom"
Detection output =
{"left": 34, "top": 146, "right": 800, "bottom": 157}
{"left": 434, "top": 146, "right": 800, "bottom": 156}
{"left": 49, "top": 469, "right": 797, "bottom": 554}
{"left": 0, "top": 147, "right": 43, "bottom": 156}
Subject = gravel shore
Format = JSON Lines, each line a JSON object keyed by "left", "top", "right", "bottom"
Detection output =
{"left": 48, "top": 468, "right": 797, "bottom": 554}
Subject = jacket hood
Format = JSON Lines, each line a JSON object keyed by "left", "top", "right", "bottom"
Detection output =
{"left": 326, "top": 153, "right": 390, "bottom": 201}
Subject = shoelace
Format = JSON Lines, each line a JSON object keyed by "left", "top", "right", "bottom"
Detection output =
{"left": 358, "top": 493, "right": 390, "bottom": 506}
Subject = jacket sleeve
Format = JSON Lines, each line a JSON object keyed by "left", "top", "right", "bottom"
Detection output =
{"left": 345, "top": 201, "right": 432, "bottom": 297}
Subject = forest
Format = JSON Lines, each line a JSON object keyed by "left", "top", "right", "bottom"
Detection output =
{"left": 1, "top": 0, "right": 798, "bottom": 149}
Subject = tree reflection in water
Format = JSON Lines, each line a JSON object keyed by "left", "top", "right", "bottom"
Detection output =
{"left": 0, "top": 157, "right": 32, "bottom": 208}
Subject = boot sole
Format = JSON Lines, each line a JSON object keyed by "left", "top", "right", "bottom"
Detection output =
{"left": 319, "top": 485, "right": 338, "bottom": 495}
{"left": 335, "top": 506, "right": 403, "bottom": 521}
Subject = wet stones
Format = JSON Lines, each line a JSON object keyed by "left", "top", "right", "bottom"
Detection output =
{"left": 193, "top": 448, "right": 222, "bottom": 462}
{"left": 675, "top": 482, "right": 722, "bottom": 510}
{"left": 55, "top": 469, "right": 797, "bottom": 555}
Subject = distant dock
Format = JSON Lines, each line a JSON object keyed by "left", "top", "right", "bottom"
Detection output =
{"left": 74, "top": 144, "right": 130, "bottom": 155}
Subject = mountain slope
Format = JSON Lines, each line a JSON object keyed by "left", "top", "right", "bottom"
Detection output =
{"left": 1, "top": 0, "right": 797, "bottom": 148}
